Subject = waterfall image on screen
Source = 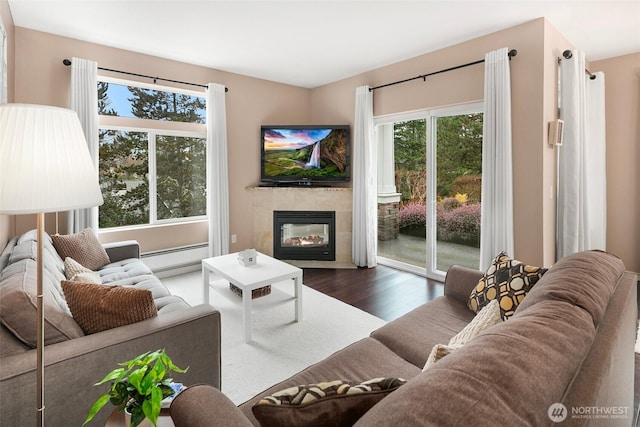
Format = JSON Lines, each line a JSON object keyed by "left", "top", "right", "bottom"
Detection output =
{"left": 306, "top": 142, "right": 321, "bottom": 169}
{"left": 261, "top": 125, "right": 349, "bottom": 183}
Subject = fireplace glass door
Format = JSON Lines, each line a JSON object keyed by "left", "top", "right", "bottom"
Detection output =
{"left": 273, "top": 211, "right": 336, "bottom": 261}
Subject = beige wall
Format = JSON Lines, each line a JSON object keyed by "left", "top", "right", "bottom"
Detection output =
{"left": 592, "top": 53, "right": 640, "bottom": 272}
{"left": 311, "top": 18, "right": 567, "bottom": 267}
{"left": 0, "top": 0, "right": 14, "bottom": 248}
{"left": 12, "top": 27, "right": 310, "bottom": 253}
{"left": 3, "top": 16, "right": 638, "bottom": 271}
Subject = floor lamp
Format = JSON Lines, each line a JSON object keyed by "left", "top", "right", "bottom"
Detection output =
{"left": 0, "top": 104, "right": 103, "bottom": 426}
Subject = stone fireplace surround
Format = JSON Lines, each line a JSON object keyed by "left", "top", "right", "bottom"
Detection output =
{"left": 249, "top": 186, "right": 354, "bottom": 267}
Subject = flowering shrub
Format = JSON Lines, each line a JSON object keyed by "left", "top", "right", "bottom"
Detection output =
{"left": 441, "top": 197, "right": 461, "bottom": 212}
{"left": 437, "top": 202, "right": 481, "bottom": 247}
{"left": 399, "top": 202, "right": 426, "bottom": 229}
{"left": 398, "top": 199, "right": 481, "bottom": 247}
{"left": 454, "top": 193, "right": 468, "bottom": 205}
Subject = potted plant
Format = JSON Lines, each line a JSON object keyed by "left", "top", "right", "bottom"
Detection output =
{"left": 83, "top": 349, "right": 188, "bottom": 427}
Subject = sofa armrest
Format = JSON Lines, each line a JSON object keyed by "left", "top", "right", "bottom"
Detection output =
{"left": 0, "top": 304, "right": 220, "bottom": 426}
{"left": 170, "top": 384, "right": 253, "bottom": 427}
{"left": 443, "top": 265, "right": 483, "bottom": 306}
{"left": 103, "top": 240, "right": 140, "bottom": 261}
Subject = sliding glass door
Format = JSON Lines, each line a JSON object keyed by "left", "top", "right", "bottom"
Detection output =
{"left": 376, "top": 103, "right": 483, "bottom": 280}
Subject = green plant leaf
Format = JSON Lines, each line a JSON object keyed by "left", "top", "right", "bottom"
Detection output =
{"left": 141, "top": 386, "right": 162, "bottom": 426}
{"left": 84, "top": 349, "right": 189, "bottom": 426}
{"left": 82, "top": 393, "right": 111, "bottom": 426}
{"left": 94, "top": 367, "right": 126, "bottom": 386}
{"left": 128, "top": 366, "right": 148, "bottom": 394}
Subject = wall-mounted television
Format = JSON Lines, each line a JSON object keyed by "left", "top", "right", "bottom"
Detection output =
{"left": 260, "top": 125, "right": 350, "bottom": 185}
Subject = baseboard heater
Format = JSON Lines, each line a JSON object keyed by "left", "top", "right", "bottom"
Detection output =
{"left": 141, "top": 243, "right": 209, "bottom": 277}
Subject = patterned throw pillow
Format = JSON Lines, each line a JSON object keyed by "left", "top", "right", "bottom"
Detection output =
{"left": 468, "top": 251, "right": 547, "bottom": 320}
{"left": 63, "top": 257, "right": 102, "bottom": 284}
{"left": 52, "top": 228, "right": 110, "bottom": 271}
{"left": 252, "top": 378, "right": 406, "bottom": 427}
{"left": 61, "top": 281, "right": 157, "bottom": 334}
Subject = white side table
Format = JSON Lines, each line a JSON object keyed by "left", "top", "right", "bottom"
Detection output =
{"left": 202, "top": 252, "right": 303, "bottom": 343}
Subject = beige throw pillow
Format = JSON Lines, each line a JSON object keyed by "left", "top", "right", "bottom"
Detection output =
{"left": 52, "top": 228, "right": 110, "bottom": 271}
{"left": 64, "top": 257, "right": 102, "bottom": 284}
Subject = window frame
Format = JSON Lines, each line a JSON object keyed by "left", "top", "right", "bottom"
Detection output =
{"left": 374, "top": 100, "right": 483, "bottom": 281}
{"left": 97, "top": 76, "right": 207, "bottom": 231}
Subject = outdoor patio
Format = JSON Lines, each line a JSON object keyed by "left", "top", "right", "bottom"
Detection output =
{"left": 377, "top": 233, "right": 480, "bottom": 272}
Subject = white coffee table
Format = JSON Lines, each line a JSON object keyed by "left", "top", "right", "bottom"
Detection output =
{"left": 202, "top": 252, "right": 303, "bottom": 343}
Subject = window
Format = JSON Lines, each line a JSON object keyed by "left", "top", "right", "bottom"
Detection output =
{"left": 97, "top": 78, "right": 207, "bottom": 229}
{"left": 376, "top": 103, "right": 483, "bottom": 280}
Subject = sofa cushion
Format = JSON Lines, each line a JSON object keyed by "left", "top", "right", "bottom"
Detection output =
{"left": 62, "top": 280, "right": 158, "bottom": 334}
{"left": 0, "top": 259, "right": 84, "bottom": 347}
{"left": 356, "top": 298, "right": 598, "bottom": 426}
{"left": 515, "top": 250, "right": 624, "bottom": 327}
{"left": 370, "top": 296, "right": 475, "bottom": 368}
{"left": 423, "top": 299, "right": 502, "bottom": 370}
{"left": 252, "top": 377, "right": 406, "bottom": 427}
{"left": 8, "top": 239, "right": 66, "bottom": 282}
{"left": 64, "top": 257, "right": 102, "bottom": 284}
{"left": 51, "top": 228, "right": 110, "bottom": 270}
{"left": 468, "top": 251, "right": 547, "bottom": 319}
{"left": 239, "top": 337, "right": 421, "bottom": 425}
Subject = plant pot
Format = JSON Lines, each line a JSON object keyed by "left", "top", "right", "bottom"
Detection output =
{"left": 124, "top": 410, "right": 154, "bottom": 427}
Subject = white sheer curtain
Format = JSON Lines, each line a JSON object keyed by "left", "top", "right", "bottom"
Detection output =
{"left": 206, "top": 83, "right": 230, "bottom": 257}
{"left": 352, "top": 86, "right": 377, "bottom": 267}
{"left": 557, "top": 50, "right": 606, "bottom": 259}
{"left": 68, "top": 57, "right": 99, "bottom": 232}
{"left": 479, "top": 47, "right": 514, "bottom": 270}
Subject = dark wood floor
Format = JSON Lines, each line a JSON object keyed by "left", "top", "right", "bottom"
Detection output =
{"left": 301, "top": 265, "right": 444, "bottom": 321}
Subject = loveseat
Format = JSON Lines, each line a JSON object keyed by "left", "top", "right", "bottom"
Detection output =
{"left": 0, "top": 229, "right": 221, "bottom": 425}
{"left": 170, "top": 250, "right": 636, "bottom": 426}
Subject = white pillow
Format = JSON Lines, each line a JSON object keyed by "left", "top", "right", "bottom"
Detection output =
{"left": 449, "top": 299, "right": 501, "bottom": 347}
{"left": 64, "top": 257, "right": 102, "bottom": 284}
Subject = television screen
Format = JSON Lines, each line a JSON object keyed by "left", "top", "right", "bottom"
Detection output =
{"left": 261, "top": 125, "right": 350, "bottom": 184}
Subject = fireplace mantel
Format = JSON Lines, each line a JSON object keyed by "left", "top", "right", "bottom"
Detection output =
{"left": 248, "top": 186, "right": 353, "bottom": 267}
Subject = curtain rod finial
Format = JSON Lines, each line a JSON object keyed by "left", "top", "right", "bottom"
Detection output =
{"left": 563, "top": 50, "right": 573, "bottom": 59}
{"left": 63, "top": 59, "right": 71, "bottom": 66}
{"left": 508, "top": 49, "right": 517, "bottom": 58}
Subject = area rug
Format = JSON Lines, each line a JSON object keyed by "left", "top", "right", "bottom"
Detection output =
{"left": 164, "top": 272, "right": 387, "bottom": 405}
{"left": 215, "top": 279, "right": 386, "bottom": 404}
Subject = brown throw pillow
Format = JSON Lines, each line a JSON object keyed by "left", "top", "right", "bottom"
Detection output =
{"left": 468, "top": 251, "right": 548, "bottom": 320}
{"left": 52, "top": 228, "right": 110, "bottom": 271}
{"left": 252, "top": 378, "right": 406, "bottom": 427}
{"left": 61, "top": 281, "right": 157, "bottom": 334}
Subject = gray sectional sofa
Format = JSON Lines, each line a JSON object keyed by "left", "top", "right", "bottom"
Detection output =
{"left": 170, "top": 250, "right": 637, "bottom": 426}
{"left": 0, "top": 229, "right": 220, "bottom": 425}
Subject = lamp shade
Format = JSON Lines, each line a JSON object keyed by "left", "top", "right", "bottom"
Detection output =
{"left": 0, "top": 104, "right": 103, "bottom": 214}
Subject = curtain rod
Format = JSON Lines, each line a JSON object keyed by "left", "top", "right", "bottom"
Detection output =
{"left": 561, "top": 50, "right": 596, "bottom": 80}
{"left": 369, "top": 49, "right": 518, "bottom": 92}
{"left": 62, "top": 59, "right": 229, "bottom": 92}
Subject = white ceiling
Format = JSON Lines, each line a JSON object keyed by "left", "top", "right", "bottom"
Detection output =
{"left": 8, "top": 0, "right": 640, "bottom": 88}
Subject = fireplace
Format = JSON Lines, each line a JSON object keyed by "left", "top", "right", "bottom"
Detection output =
{"left": 273, "top": 211, "right": 336, "bottom": 261}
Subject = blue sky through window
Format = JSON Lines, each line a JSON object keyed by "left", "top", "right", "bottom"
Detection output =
{"left": 102, "top": 82, "right": 206, "bottom": 122}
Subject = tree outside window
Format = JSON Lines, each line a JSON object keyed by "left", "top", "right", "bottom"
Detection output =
{"left": 98, "top": 81, "right": 207, "bottom": 229}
